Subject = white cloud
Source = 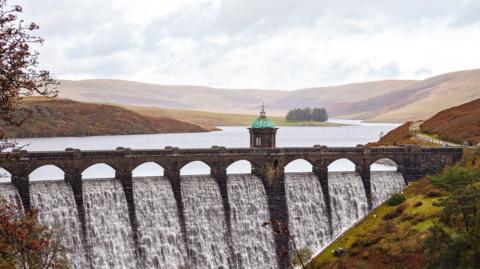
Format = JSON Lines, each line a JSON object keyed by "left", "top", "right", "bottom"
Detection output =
{"left": 12, "top": 0, "right": 480, "bottom": 89}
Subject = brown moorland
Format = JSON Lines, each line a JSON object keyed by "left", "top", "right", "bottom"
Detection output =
{"left": 420, "top": 98, "right": 480, "bottom": 145}
{"left": 1, "top": 98, "right": 217, "bottom": 138}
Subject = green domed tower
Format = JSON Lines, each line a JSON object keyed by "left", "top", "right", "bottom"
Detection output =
{"left": 249, "top": 104, "right": 278, "bottom": 148}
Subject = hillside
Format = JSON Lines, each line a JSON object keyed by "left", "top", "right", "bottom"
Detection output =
{"left": 370, "top": 98, "right": 480, "bottom": 147}
{"left": 420, "top": 98, "right": 480, "bottom": 145}
{"left": 1, "top": 98, "right": 217, "bottom": 138}
{"left": 308, "top": 149, "right": 480, "bottom": 269}
{"left": 55, "top": 69, "right": 480, "bottom": 122}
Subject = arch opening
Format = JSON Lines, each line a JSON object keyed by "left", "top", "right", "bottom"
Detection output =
{"left": 29, "top": 165, "right": 65, "bottom": 181}
{"left": 82, "top": 163, "right": 116, "bottom": 179}
{"left": 227, "top": 160, "right": 252, "bottom": 174}
{"left": 328, "top": 158, "right": 356, "bottom": 172}
{"left": 180, "top": 161, "right": 211, "bottom": 176}
{"left": 0, "top": 167, "right": 12, "bottom": 183}
{"left": 132, "top": 162, "right": 164, "bottom": 177}
{"left": 370, "top": 158, "right": 398, "bottom": 172}
{"left": 284, "top": 159, "right": 313, "bottom": 173}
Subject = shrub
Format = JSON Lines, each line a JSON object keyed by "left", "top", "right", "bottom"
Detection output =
{"left": 383, "top": 204, "right": 407, "bottom": 220}
{"left": 387, "top": 193, "right": 406, "bottom": 206}
{"left": 425, "top": 190, "right": 443, "bottom": 198}
{"left": 413, "top": 201, "right": 423, "bottom": 207}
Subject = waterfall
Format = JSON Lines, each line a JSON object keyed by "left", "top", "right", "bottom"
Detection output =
{"left": 228, "top": 174, "right": 277, "bottom": 269}
{"left": 0, "top": 171, "right": 407, "bottom": 269}
{"left": 30, "top": 181, "right": 89, "bottom": 269}
{"left": 181, "top": 175, "right": 230, "bottom": 268}
{"left": 83, "top": 179, "right": 138, "bottom": 268}
{"left": 285, "top": 173, "right": 331, "bottom": 255}
{"left": 0, "top": 183, "right": 22, "bottom": 209}
{"left": 371, "top": 171, "right": 406, "bottom": 208}
{"left": 133, "top": 177, "right": 187, "bottom": 269}
{"left": 329, "top": 172, "right": 369, "bottom": 237}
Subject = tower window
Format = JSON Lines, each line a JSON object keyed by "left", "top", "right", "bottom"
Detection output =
{"left": 256, "top": 137, "right": 262, "bottom": 147}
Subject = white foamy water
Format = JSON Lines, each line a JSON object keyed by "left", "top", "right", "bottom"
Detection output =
{"left": 285, "top": 173, "right": 331, "bottom": 254}
{"left": 0, "top": 183, "right": 22, "bottom": 209}
{"left": 30, "top": 181, "right": 89, "bottom": 269}
{"left": 181, "top": 175, "right": 230, "bottom": 268}
{"left": 329, "top": 172, "right": 369, "bottom": 237}
{"left": 228, "top": 174, "right": 277, "bottom": 269}
{"left": 83, "top": 179, "right": 138, "bottom": 268}
{"left": 133, "top": 177, "right": 187, "bottom": 269}
{"left": 371, "top": 171, "right": 406, "bottom": 208}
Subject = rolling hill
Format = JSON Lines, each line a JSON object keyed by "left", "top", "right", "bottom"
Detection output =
{"left": 1, "top": 98, "right": 217, "bottom": 138}
{"left": 420, "top": 98, "right": 480, "bottom": 145}
{"left": 55, "top": 69, "right": 480, "bottom": 122}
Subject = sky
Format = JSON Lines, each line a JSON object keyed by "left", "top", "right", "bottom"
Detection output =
{"left": 15, "top": 0, "right": 480, "bottom": 90}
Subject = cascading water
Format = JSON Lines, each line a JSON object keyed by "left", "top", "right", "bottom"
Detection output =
{"left": 181, "top": 175, "right": 230, "bottom": 268}
{"left": 133, "top": 177, "right": 187, "bottom": 269}
{"left": 227, "top": 174, "right": 277, "bottom": 269}
{"left": 0, "top": 183, "right": 22, "bottom": 208}
{"left": 329, "top": 172, "right": 369, "bottom": 237}
{"left": 371, "top": 171, "right": 406, "bottom": 208}
{"left": 83, "top": 179, "right": 137, "bottom": 269}
{"left": 0, "top": 171, "right": 407, "bottom": 269}
{"left": 30, "top": 181, "right": 89, "bottom": 269}
{"left": 285, "top": 173, "right": 331, "bottom": 255}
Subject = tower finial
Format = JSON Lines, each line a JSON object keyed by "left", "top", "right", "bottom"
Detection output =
{"left": 260, "top": 102, "right": 266, "bottom": 118}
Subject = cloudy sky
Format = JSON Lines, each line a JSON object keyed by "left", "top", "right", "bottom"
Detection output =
{"left": 16, "top": 0, "right": 480, "bottom": 90}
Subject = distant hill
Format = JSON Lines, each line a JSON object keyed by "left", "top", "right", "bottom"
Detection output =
{"left": 55, "top": 68, "right": 480, "bottom": 122}
{"left": 1, "top": 98, "right": 217, "bottom": 138}
{"left": 420, "top": 98, "right": 480, "bottom": 145}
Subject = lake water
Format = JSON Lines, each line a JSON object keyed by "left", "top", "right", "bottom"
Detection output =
{"left": 2, "top": 119, "right": 399, "bottom": 181}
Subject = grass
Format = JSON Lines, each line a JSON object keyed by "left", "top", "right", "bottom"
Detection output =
{"left": 307, "top": 179, "right": 447, "bottom": 269}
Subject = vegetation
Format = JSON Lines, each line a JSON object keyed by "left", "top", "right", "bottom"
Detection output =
{"left": 420, "top": 98, "right": 480, "bottom": 145}
{"left": 285, "top": 107, "right": 329, "bottom": 122}
{"left": 0, "top": 199, "right": 69, "bottom": 268}
{"left": 307, "top": 149, "right": 480, "bottom": 269}
{"left": 386, "top": 193, "right": 406, "bottom": 206}
{"left": 0, "top": 0, "right": 57, "bottom": 151}
{"left": 367, "top": 121, "right": 418, "bottom": 146}
{"left": 1, "top": 98, "right": 218, "bottom": 138}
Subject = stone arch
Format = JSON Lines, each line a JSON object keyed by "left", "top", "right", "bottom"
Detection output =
{"left": 226, "top": 160, "right": 252, "bottom": 174}
{"left": 132, "top": 162, "right": 165, "bottom": 177}
{"left": 29, "top": 165, "right": 65, "bottom": 181}
{"left": 284, "top": 159, "right": 314, "bottom": 173}
{"left": 0, "top": 167, "right": 12, "bottom": 183}
{"left": 82, "top": 163, "right": 116, "bottom": 179}
{"left": 180, "top": 161, "right": 211, "bottom": 175}
{"left": 327, "top": 158, "right": 357, "bottom": 172}
{"left": 370, "top": 158, "right": 398, "bottom": 172}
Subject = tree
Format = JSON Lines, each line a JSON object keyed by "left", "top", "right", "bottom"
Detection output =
{"left": 0, "top": 0, "right": 57, "bottom": 151}
{"left": 285, "top": 107, "right": 329, "bottom": 122}
{"left": 0, "top": 199, "right": 69, "bottom": 269}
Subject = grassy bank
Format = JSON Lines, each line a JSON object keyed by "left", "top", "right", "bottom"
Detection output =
{"left": 308, "top": 148, "right": 480, "bottom": 269}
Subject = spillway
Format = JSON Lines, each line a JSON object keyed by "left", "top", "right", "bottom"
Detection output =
{"left": 30, "top": 181, "right": 89, "bottom": 269}
{"left": 285, "top": 173, "right": 331, "bottom": 255}
{"left": 133, "top": 177, "right": 187, "bottom": 269}
{"left": 371, "top": 171, "right": 406, "bottom": 208}
{"left": 83, "top": 179, "right": 138, "bottom": 268}
{"left": 0, "top": 170, "right": 406, "bottom": 268}
{"left": 181, "top": 175, "right": 231, "bottom": 268}
{"left": 228, "top": 174, "right": 277, "bottom": 268}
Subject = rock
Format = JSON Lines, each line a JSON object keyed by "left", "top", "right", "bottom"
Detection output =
{"left": 332, "top": 248, "right": 346, "bottom": 257}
